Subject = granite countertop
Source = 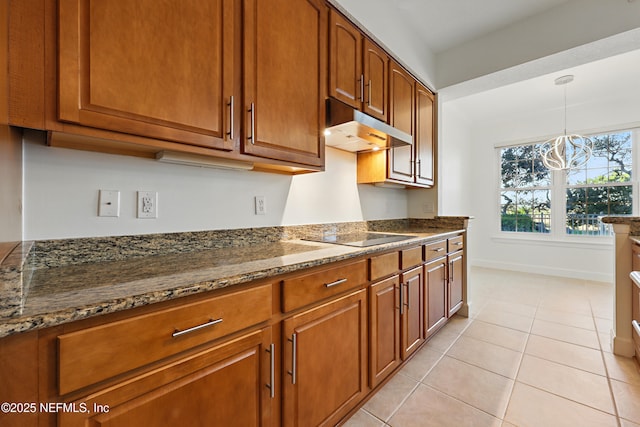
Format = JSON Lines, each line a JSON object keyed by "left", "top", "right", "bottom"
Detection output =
{"left": 0, "top": 218, "right": 469, "bottom": 338}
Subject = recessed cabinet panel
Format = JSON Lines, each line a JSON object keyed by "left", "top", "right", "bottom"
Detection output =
{"left": 329, "top": 11, "right": 362, "bottom": 108}
{"left": 400, "top": 266, "right": 423, "bottom": 359}
{"left": 448, "top": 251, "right": 464, "bottom": 317}
{"left": 58, "top": 0, "right": 237, "bottom": 150}
{"left": 415, "top": 83, "right": 435, "bottom": 186}
{"left": 243, "top": 0, "right": 326, "bottom": 167}
{"left": 388, "top": 61, "right": 415, "bottom": 183}
{"left": 425, "top": 258, "right": 447, "bottom": 338}
{"left": 282, "top": 289, "right": 368, "bottom": 427}
{"left": 362, "top": 39, "right": 388, "bottom": 122}
{"left": 369, "top": 275, "right": 401, "bottom": 387}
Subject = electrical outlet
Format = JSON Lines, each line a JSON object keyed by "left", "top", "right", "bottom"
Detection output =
{"left": 255, "top": 196, "right": 266, "bottom": 215}
{"left": 137, "top": 191, "right": 158, "bottom": 219}
{"left": 98, "top": 190, "right": 120, "bottom": 217}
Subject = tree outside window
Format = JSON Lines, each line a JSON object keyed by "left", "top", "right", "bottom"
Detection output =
{"left": 499, "top": 130, "right": 634, "bottom": 236}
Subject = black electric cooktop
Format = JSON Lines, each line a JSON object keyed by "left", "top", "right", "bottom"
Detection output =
{"left": 305, "top": 232, "right": 416, "bottom": 247}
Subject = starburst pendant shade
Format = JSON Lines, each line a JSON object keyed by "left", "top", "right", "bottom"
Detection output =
{"left": 540, "top": 134, "right": 592, "bottom": 170}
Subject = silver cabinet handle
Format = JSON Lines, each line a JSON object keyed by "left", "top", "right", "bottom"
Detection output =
{"left": 404, "top": 282, "right": 410, "bottom": 308}
{"left": 172, "top": 318, "right": 222, "bottom": 338}
{"left": 453, "top": 242, "right": 463, "bottom": 246}
{"left": 399, "top": 283, "right": 404, "bottom": 315}
{"left": 633, "top": 320, "right": 640, "bottom": 336}
{"left": 449, "top": 261, "right": 454, "bottom": 284}
{"left": 432, "top": 247, "right": 445, "bottom": 252}
{"left": 248, "top": 103, "right": 256, "bottom": 144}
{"left": 288, "top": 333, "right": 297, "bottom": 385}
{"left": 227, "top": 96, "right": 234, "bottom": 140}
{"left": 266, "top": 343, "right": 275, "bottom": 398}
{"left": 325, "top": 278, "right": 347, "bottom": 288}
{"left": 359, "top": 74, "right": 364, "bottom": 103}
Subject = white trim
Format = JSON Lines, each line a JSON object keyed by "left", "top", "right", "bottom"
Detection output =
{"left": 493, "top": 122, "right": 640, "bottom": 149}
{"left": 491, "top": 234, "right": 613, "bottom": 249}
{"left": 472, "top": 259, "right": 613, "bottom": 283}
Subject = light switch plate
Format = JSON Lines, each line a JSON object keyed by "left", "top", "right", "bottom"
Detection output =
{"left": 98, "top": 190, "right": 120, "bottom": 217}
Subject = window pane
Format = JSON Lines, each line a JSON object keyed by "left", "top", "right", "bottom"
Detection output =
{"left": 564, "top": 130, "right": 634, "bottom": 236}
{"left": 499, "top": 143, "right": 552, "bottom": 234}
{"left": 531, "top": 189, "right": 551, "bottom": 233}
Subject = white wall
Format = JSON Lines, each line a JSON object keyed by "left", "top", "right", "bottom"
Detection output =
{"left": 439, "top": 66, "right": 640, "bottom": 282}
{"left": 23, "top": 131, "right": 408, "bottom": 240}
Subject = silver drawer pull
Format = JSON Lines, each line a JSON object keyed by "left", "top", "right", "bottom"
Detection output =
{"left": 453, "top": 242, "right": 463, "bottom": 246}
{"left": 172, "top": 318, "right": 223, "bottom": 338}
{"left": 325, "top": 278, "right": 348, "bottom": 288}
{"left": 633, "top": 320, "right": 640, "bottom": 336}
{"left": 431, "top": 247, "right": 445, "bottom": 252}
{"left": 266, "top": 343, "right": 275, "bottom": 398}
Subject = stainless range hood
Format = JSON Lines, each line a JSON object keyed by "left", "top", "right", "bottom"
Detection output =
{"left": 324, "top": 98, "right": 412, "bottom": 152}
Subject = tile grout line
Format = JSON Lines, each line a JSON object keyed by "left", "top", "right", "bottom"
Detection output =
{"left": 590, "top": 293, "right": 623, "bottom": 427}
{"left": 500, "top": 291, "right": 540, "bottom": 425}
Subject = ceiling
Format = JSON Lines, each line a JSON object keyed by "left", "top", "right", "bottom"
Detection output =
{"left": 383, "top": 0, "right": 571, "bottom": 53}
{"left": 448, "top": 47, "right": 640, "bottom": 127}
{"left": 352, "top": 0, "right": 640, "bottom": 128}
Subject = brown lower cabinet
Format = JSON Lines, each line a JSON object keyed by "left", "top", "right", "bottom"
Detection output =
{"left": 369, "top": 275, "right": 401, "bottom": 388}
{"left": 0, "top": 234, "right": 466, "bottom": 427}
{"left": 425, "top": 257, "right": 448, "bottom": 338}
{"left": 282, "top": 289, "right": 368, "bottom": 427}
{"left": 59, "top": 327, "right": 274, "bottom": 427}
{"left": 400, "top": 266, "right": 425, "bottom": 359}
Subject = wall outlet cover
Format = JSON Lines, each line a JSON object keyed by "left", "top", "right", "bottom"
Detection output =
{"left": 137, "top": 191, "right": 158, "bottom": 219}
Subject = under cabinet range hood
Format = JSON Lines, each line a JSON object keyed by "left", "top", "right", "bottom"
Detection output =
{"left": 324, "top": 98, "right": 412, "bottom": 152}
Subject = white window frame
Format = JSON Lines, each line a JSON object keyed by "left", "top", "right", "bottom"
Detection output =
{"left": 495, "top": 127, "right": 639, "bottom": 242}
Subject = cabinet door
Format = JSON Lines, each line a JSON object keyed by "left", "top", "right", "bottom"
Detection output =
{"left": 59, "top": 327, "right": 274, "bottom": 427}
{"left": 243, "top": 0, "right": 327, "bottom": 167}
{"left": 58, "top": 0, "right": 237, "bottom": 151}
{"left": 448, "top": 252, "right": 464, "bottom": 317}
{"left": 415, "top": 83, "right": 435, "bottom": 186}
{"left": 400, "top": 266, "right": 424, "bottom": 360}
{"left": 282, "top": 289, "right": 368, "bottom": 427}
{"left": 388, "top": 61, "right": 415, "bottom": 182}
{"left": 369, "top": 275, "right": 401, "bottom": 388}
{"left": 329, "top": 11, "right": 362, "bottom": 109}
{"left": 425, "top": 258, "right": 447, "bottom": 338}
{"left": 362, "top": 39, "right": 388, "bottom": 122}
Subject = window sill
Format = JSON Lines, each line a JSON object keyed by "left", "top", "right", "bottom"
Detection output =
{"left": 491, "top": 233, "right": 613, "bottom": 249}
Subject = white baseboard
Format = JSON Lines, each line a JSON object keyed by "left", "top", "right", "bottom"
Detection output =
{"left": 471, "top": 259, "right": 613, "bottom": 283}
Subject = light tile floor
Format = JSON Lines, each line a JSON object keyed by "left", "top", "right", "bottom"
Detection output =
{"left": 343, "top": 267, "right": 640, "bottom": 427}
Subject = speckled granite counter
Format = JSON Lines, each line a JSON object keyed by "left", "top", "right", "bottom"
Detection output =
{"left": 0, "top": 217, "right": 469, "bottom": 338}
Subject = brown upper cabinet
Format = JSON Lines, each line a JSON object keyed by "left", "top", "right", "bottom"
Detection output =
{"left": 8, "top": 0, "right": 326, "bottom": 172}
{"left": 388, "top": 61, "right": 416, "bottom": 182}
{"left": 242, "top": 0, "right": 327, "bottom": 167}
{"left": 57, "top": 0, "right": 238, "bottom": 152}
{"left": 415, "top": 82, "right": 436, "bottom": 186}
{"left": 357, "top": 62, "right": 436, "bottom": 188}
{"left": 329, "top": 10, "right": 388, "bottom": 122}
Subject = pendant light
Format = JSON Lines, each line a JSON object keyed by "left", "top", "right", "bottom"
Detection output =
{"left": 539, "top": 75, "right": 593, "bottom": 170}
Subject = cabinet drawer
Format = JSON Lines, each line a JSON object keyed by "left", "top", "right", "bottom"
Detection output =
{"left": 448, "top": 235, "right": 464, "bottom": 253}
{"left": 282, "top": 260, "right": 367, "bottom": 312}
{"left": 369, "top": 252, "right": 399, "bottom": 281}
{"left": 58, "top": 284, "right": 272, "bottom": 395}
{"left": 425, "top": 240, "right": 447, "bottom": 261}
{"left": 400, "top": 246, "right": 423, "bottom": 270}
